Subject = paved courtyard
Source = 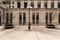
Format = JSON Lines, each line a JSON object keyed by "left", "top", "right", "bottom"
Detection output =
{"left": 0, "top": 26, "right": 60, "bottom": 40}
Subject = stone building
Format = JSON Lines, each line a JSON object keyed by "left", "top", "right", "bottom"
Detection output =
{"left": 0, "top": 0, "right": 60, "bottom": 29}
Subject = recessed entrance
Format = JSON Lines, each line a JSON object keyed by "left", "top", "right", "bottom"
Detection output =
{"left": 5, "top": 13, "right": 13, "bottom": 29}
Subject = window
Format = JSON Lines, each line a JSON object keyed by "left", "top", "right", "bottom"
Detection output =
{"left": 31, "top": 0, "right": 34, "bottom": 1}
{"left": 24, "top": 0, "right": 27, "bottom": 1}
{"left": 58, "top": 0, "right": 60, "bottom": 1}
{"left": 19, "top": 13, "right": 22, "bottom": 25}
{"left": 7, "top": 1, "right": 11, "bottom": 4}
{"left": 45, "top": 13, "right": 48, "bottom": 24}
{"left": 10, "top": 13, "right": 13, "bottom": 25}
{"left": 2, "top": 1, "right": 7, "bottom": 4}
{"left": 17, "top": 2, "right": 21, "bottom": 8}
{"left": 0, "top": 3, "right": 2, "bottom": 5}
{"left": 58, "top": 2, "right": 60, "bottom": 8}
{"left": 0, "top": 11, "right": 1, "bottom": 13}
{"left": 6, "top": 13, "right": 9, "bottom": 24}
{"left": 31, "top": 2, "right": 34, "bottom": 8}
{"left": 32, "top": 13, "right": 35, "bottom": 24}
{"left": 0, "top": 11, "right": 1, "bottom": 25}
{"left": 37, "top": 2, "right": 41, "bottom": 8}
{"left": 12, "top": 1, "right": 14, "bottom": 4}
{"left": 23, "top": 13, "right": 26, "bottom": 25}
{"left": 44, "top": 2, "right": 47, "bottom": 8}
{"left": 6, "top": 13, "right": 13, "bottom": 26}
{"left": 9, "top": 5, "right": 11, "bottom": 8}
{"left": 44, "top": 0, "right": 47, "bottom": 1}
{"left": 51, "top": 0, "right": 54, "bottom": 1}
{"left": 51, "top": 2, "right": 54, "bottom": 8}
{"left": 0, "top": 6, "right": 2, "bottom": 8}
{"left": 36, "top": 13, "right": 39, "bottom": 24}
{"left": 12, "top": 6, "right": 14, "bottom": 8}
{"left": 24, "top": 2, "right": 27, "bottom": 8}
{"left": 59, "top": 13, "right": 60, "bottom": 24}
{"left": 49, "top": 13, "right": 52, "bottom": 24}
{"left": 38, "top": 0, "right": 41, "bottom": 1}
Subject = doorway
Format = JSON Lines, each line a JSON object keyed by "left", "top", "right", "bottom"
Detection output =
{"left": 5, "top": 13, "right": 13, "bottom": 29}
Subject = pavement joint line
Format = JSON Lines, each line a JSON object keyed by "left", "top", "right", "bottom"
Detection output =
{"left": 33, "top": 31, "right": 40, "bottom": 40}
{"left": 0, "top": 27, "right": 29, "bottom": 37}
{"left": 0, "top": 27, "right": 21, "bottom": 36}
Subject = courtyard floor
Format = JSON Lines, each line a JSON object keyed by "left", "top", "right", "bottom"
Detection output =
{"left": 0, "top": 26, "right": 60, "bottom": 40}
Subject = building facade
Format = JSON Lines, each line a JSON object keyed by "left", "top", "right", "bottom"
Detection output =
{"left": 0, "top": 0, "right": 60, "bottom": 29}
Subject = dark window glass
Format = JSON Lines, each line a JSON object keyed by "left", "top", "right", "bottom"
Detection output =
{"left": 51, "top": 2, "right": 54, "bottom": 8}
{"left": 37, "top": 2, "right": 41, "bottom": 8}
{"left": 0, "top": 12, "right": 1, "bottom": 25}
{"left": 49, "top": 13, "right": 52, "bottom": 24}
{"left": 45, "top": 13, "right": 48, "bottom": 24}
{"left": 32, "top": 13, "right": 35, "bottom": 24}
{"left": 36, "top": 13, "right": 39, "bottom": 24}
{"left": 58, "top": 2, "right": 60, "bottom": 8}
{"left": 44, "top": 0, "right": 47, "bottom": 1}
{"left": 13, "top": 6, "right": 14, "bottom": 8}
{"left": 51, "top": 0, "right": 54, "bottom": 1}
{"left": 24, "top": 2, "right": 27, "bottom": 8}
{"left": 24, "top": 0, "right": 27, "bottom": 1}
{"left": 12, "top": 1, "right": 14, "bottom": 4}
{"left": 19, "top": 13, "right": 22, "bottom": 25}
{"left": 7, "top": 1, "right": 10, "bottom": 4}
{"left": 37, "top": 0, "right": 41, "bottom": 1}
{"left": 2, "top": 1, "right": 7, "bottom": 4}
{"left": 31, "top": 0, "right": 34, "bottom": 1}
{"left": 59, "top": 13, "right": 60, "bottom": 24}
{"left": 31, "top": 2, "right": 34, "bottom": 8}
{"left": 6, "top": 13, "right": 9, "bottom": 24}
{"left": 9, "top": 6, "right": 11, "bottom": 8}
{"left": 23, "top": 13, "right": 26, "bottom": 25}
{"left": 10, "top": 13, "right": 13, "bottom": 25}
{"left": 5, "top": 13, "right": 13, "bottom": 26}
{"left": 17, "top": 2, "right": 21, "bottom": 8}
{"left": 44, "top": 2, "right": 47, "bottom": 8}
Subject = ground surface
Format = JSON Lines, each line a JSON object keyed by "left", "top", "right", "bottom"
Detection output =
{"left": 0, "top": 27, "right": 60, "bottom": 40}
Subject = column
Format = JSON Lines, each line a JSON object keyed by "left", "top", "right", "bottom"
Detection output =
{"left": 34, "top": 1, "right": 37, "bottom": 8}
{"left": 21, "top": 1, "right": 24, "bottom": 8}
{"left": 41, "top": 1, "right": 44, "bottom": 8}
{"left": 54, "top": 0, "right": 58, "bottom": 8}
{"left": 11, "top": 1, "right": 12, "bottom": 8}
{"left": 47, "top": 0, "right": 51, "bottom": 8}
{"left": 14, "top": 1, "right": 17, "bottom": 8}
{"left": 27, "top": 1, "right": 31, "bottom": 7}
